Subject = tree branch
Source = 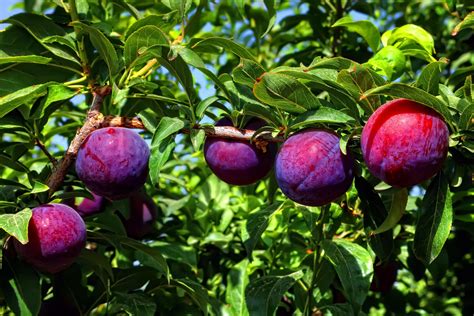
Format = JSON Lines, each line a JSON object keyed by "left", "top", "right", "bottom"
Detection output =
{"left": 46, "top": 87, "right": 111, "bottom": 196}
{"left": 35, "top": 138, "right": 58, "bottom": 167}
{"left": 47, "top": 88, "right": 283, "bottom": 196}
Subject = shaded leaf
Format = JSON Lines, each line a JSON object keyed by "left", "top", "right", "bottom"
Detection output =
{"left": 245, "top": 270, "right": 304, "bottom": 316}
{"left": 354, "top": 177, "right": 393, "bottom": 260}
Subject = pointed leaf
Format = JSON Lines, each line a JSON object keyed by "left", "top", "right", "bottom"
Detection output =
{"left": 363, "top": 83, "right": 453, "bottom": 125}
{"left": 321, "top": 239, "right": 373, "bottom": 313}
{"left": 225, "top": 259, "right": 250, "bottom": 316}
{"left": 354, "top": 177, "right": 393, "bottom": 260}
{"left": 416, "top": 60, "right": 448, "bottom": 95}
{"left": 332, "top": 16, "right": 380, "bottom": 52}
{"left": 0, "top": 208, "right": 32, "bottom": 244}
{"left": 124, "top": 25, "right": 169, "bottom": 66}
{"left": 253, "top": 72, "right": 320, "bottom": 113}
{"left": 373, "top": 188, "right": 408, "bottom": 234}
{"left": 414, "top": 172, "right": 453, "bottom": 265}
{"left": 289, "top": 106, "right": 356, "bottom": 130}
{"left": 245, "top": 270, "right": 304, "bottom": 316}
{"left": 241, "top": 202, "right": 283, "bottom": 259}
{"left": 192, "top": 37, "right": 256, "bottom": 61}
{"left": 73, "top": 22, "right": 120, "bottom": 76}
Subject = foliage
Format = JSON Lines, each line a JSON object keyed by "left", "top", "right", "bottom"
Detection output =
{"left": 0, "top": 0, "right": 473, "bottom": 315}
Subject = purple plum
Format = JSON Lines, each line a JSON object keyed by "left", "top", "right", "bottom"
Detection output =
{"left": 13, "top": 203, "right": 86, "bottom": 274}
{"left": 361, "top": 99, "right": 449, "bottom": 187}
{"left": 122, "top": 193, "right": 157, "bottom": 239}
{"left": 204, "top": 118, "right": 276, "bottom": 185}
{"left": 75, "top": 127, "right": 150, "bottom": 200}
{"left": 275, "top": 129, "right": 354, "bottom": 206}
{"left": 76, "top": 192, "right": 105, "bottom": 216}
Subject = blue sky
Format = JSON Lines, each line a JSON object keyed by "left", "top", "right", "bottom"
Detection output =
{"left": 0, "top": 0, "right": 21, "bottom": 29}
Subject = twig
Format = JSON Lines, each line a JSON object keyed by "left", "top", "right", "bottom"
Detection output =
{"left": 46, "top": 87, "right": 111, "bottom": 196}
{"left": 35, "top": 138, "right": 58, "bottom": 167}
{"left": 46, "top": 87, "right": 284, "bottom": 196}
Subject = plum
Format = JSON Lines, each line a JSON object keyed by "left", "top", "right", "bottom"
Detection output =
{"left": 13, "top": 203, "right": 86, "bottom": 274}
{"left": 275, "top": 129, "right": 354, "bottom": 206}
{"left": 204, "top": 118, "right": 276, "bottom": 185}
{"left": 122, "top": 193, "right": 157, "bottom": 239}
{"left": 76, "top": 127, "right": 150, "bottom": 200}
{"left": 361, "top": 99, "right": 449, "bottom": 187}
{"left": 76, "top": 192, "right": 105, "bottom": 216}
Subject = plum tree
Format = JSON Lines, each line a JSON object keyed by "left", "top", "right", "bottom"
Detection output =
{"left": 122, "top": 193, "right": 157, "bottom": 239}
{"left": 76, "top": 192, "right": 105, "bottom": 216}
{"left": 204, "top": 118, "right": 276, "bottom": 185}
{"left": 13, "top": 204, "right": 86, "bottom": 274}
{"left": 275, "top": 129, "right": 354, "bottom": 206}
{"left": 361, "top": 99, "right": 449, "bottom": 187}
{"left": 75, "top": 127, "right": 150, "bottom": 200}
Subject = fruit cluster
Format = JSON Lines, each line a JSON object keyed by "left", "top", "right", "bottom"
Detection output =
{"left": 11, "top": 99, "right": 449, "bottom": 273}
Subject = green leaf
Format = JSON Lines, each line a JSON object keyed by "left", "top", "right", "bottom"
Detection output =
{"left": 30, "top": 181, "right": 49, "bottom": 194}
{"left": 289, "top": 107, "right": 356, "bottom": 130}
{"left": 119, "top": 236, "right": 169, "bottom": 277}
{"left": 414, "top": 172, "right": 453, "bottom": 265}
{"left": 332, "top": 16, "right": 380, "bottom": 52}
{"left": 233, "top": 58, "right": 266, "bottom": 88}
{"left": 253, "top": 72, "right": 320, "bottom": 113}
{"left": 2, "top": 257, "right": 41, "bottom": 316}
{"left": 72, "top": 22, "right": 120, "bottom": 77}
{"left": 372, "top": 188, "right": 408, "bottom": 234}
{"left": 354, "top": 177, "right": 393, "bottom": 260}
{"left": 0, "top": 208, "right": 32, "bottom": 244}
{"left": 196, "top": 96, "right": 220, "bottom": 119}
{"left": 262, "top": 0, "right": 277, "bottom": 37}
{"left": 321, "top": 239, "right": 373, "bottom": 313}
{"left": 2, "top": 13, "right": 80, "bottom": 65}
{"left": 149, "top": 117, "right": 185, "bottom": 186}
{"left": 225, "top": 259, "right": 249, "bottom": 316}
{"left": 124, "top": 25, "right": 169, "bottom": 66}
{"left": 175, "top": 46, "right": 232, "bottom": 103}
{"left": 192, "top": 37, "right": 256, "bottom": 61}
{"left": 0, "top": 82, "right": 53, "bottom": 118}
{"left": 452, "top": 11, "right": 474, "bottom": 36}
{"left": 245, "top": 270, "right": 304, "bottom": 316}
{"left": 387, "top": 24, "right": 435, "bottom": 55}
{"left": 363, "top": 83, "right": 453, "bottom": 126}
{"left": 172, "top": 279, "right": 213, "bottom": 314}
{"left": 337, "top": 65, "right": 382, "bottom": 113}
{"left": 0, "top": 54, "right": 51, "bottom": 65}
{"left": 162, "top": 0, "right": 193, "bottom": 20}
{"left": 125, "top": 14, "right": 179, "bottom": 38}
{"left": 241, "top": 202, "right": 283, "bottom": 259}
{"left": 416, "top": 60, "right": 448, "bottom": 95}
{"left": 273, "top": 67, "right": 360, "bottom": 117}
{"left": 111, "top": 292, "right": 156, "bottom": 316}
